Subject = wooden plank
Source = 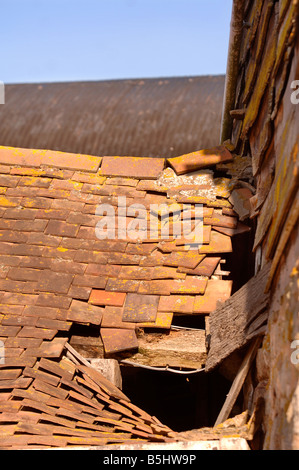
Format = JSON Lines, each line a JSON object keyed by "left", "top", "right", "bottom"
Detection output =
{"left": 241, "top": 9, "right": 277, "bottom": 138}
{"left": 215, "top": 338, "right": 261, "bottom": 426}
{"left": 205, "top": 263, "right": 271, "bottom": 372}
{"left": 266, "top": 189, "right": 299, "bottom": 290}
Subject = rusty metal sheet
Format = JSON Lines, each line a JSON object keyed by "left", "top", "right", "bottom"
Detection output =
{"left": 122, "top": 293, "right": 159, "bottom": 323}
{"left": 100, "top": 328, "right": 138, "bottom": 354}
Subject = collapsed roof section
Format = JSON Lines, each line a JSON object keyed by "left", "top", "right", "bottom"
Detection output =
{"left": 0, "top": 144, "right": 251, "bottom": 448}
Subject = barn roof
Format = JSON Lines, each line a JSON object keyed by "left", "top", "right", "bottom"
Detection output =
{"left": 0, "top": 76, "right": 224, "bottom": 158}
{"left": 0, "top": 143, "right": 251, "bottom": 449}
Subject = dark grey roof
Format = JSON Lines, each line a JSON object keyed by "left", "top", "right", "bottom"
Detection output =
{"left": 0, "top": 76, "right": 225, "bottom": 158}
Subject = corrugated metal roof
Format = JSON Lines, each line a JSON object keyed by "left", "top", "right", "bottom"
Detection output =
{"left": 0, "top": 76, "right": 225, "bottom": 158}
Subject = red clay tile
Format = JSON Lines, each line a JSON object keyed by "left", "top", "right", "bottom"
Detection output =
{"left": 139, "top": 250, "right": 166, "bottom": 267}
{"left": 7, "top": 267, "right": 42, "bottom": 282}
{"left": 89, "top": 290, "right": 126, "bottom": 307}
{"left": 175, "top": 225, "right": 211, "bottom": 245}
{"left": 92, "top": 240, "right": 128, "bottom": 253}
{"left": 101, "top": 156, "right": 165, "bottom": 179}
{"left": 35, "top": 293, "right": 72, "bottom": 309}
{"left": 36, "top": 271, "right": 74, "bottom": 294}
{"left": 178, "top": 256, "right": 220, "bottom": 277}
{"left": 85, "top": 264, "right": 121, "bottom": 277}
{"left": 138, "top": 280, "right": 173, "bottom": 295}
{"left": 158, "top": 295, "right": 195, "bottom": 314}
{"left": 101, "top": 306, "right": 135, "bottom": 329}
{"left": 74, "top": 251, "right": 108, "bottom": 264}
{"left": 163, "top": 251, "right": 204, "bottom": 269}
{"left": 27, "top": 232, "right": 61, "bottom": 247}
{"left": 136, "top": 180, "right": 168, "bottom": 192}
{"left": 125, "top": 243, "right": 157, "bottom": 256}
{"left": 19, "top": 176, "right": 52, "bottom": 188}
{"left": 193, "top": 280, "right": 233, "bottom": 314}
{"left": 198, "top": 230, "right": 233, "bottom": 253}
{"left": 228, "top": 188, "right": 252, "bottom": 221}
{"left": 168, "top": 146, "right": 233, "bottom": 175}
{"left": 106, "top": 177, "right": 139, "bottom": 187}
{"left": 100, "top": 328, "right": 138, "bottom": 354}
{"left": 222, "top": 207, "right": 238, "bottom": 217}
{"left": 48, "top": 259, "right": 87, "bottom": 275}
{"left": 12, "top": 147, "right": 101, "bottom": 173}
{"left": 105, "top": 278, "right": 140, "bottom": 293}
{"left": 50, "top": 179, "right": 83, "bottom": 191}
{"left": 73, "top": 275, "right": 107, "bottom": 289}
{"left": 76, "top": 226, "right": 98, "bottom": 240}
{"left": 17, "top": 326, "right": 57, "bottom": 340}
{"left": 21, "top": 197, "right": 52, "bottom": 210}
{"left": 107, "top": 253, "right": 141, "bottom": 265}
{"left": 0, "top": 174, "right": 20, "bottom": 187}
{"left": 204, "top": 214, "right": 237, "bottom": 229}
{"left": 170, "top": 277, "right": 207, "bottom": 294}
{"left": 53, "top": 200, "right": 85, "bottom": 213}
{"left": 4, "top": 208, "right": 38, "bottom": 220}
{"left": 118, "top": 266, "right": 154, "bottom": 280}
{"left": 68, "top": 285, "right": 91, "bottom": 300}
{"left": 22, "top": 305, "right": 67, "bottom": 320}
{"left": 0, "top": 230, "right": 28, "bottom": 244}
{"left": 152, "top": 266, "right": 186, "bottom": 280}
{"left": 0, "top": 146, "right": 43, "bottom": 167}
{"left": 71, "top": 172, "right": 106, "bottom": 185}
{"left": 67, "top": 299, "right": 103, "bottom": 325}
{"left": 137, "top": 311, "right": 173, "bottom": 329}
{"left": 45, "top": 220, "right": 80, "bottom": 238}
{"left": 123, "top": 293, "right": 159, "bottom": 322}
{"left": 213, "top": 222, "right": 251, "bottom": 237}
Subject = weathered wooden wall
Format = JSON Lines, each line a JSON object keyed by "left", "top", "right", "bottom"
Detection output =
{"left": 224, "top": 0, "right": 299, "bottom": 449}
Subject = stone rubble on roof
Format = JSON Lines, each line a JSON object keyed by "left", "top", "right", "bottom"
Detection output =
{"left": 0, "top": 144, "right": 250, "bottom": 449}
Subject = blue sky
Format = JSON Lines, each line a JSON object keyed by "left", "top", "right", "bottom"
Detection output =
{"left": 2, "top": 0, "right": 232, "bottom": 84}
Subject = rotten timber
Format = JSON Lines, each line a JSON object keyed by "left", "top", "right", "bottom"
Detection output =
{"left": 205, "top": 262, "right": 271, "bottom": 373}
{"left": 123, "top": 329, "right": 206, "bottom": 369}
{"left": 70, "top": 329, "right": 207, "bottom": 370}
